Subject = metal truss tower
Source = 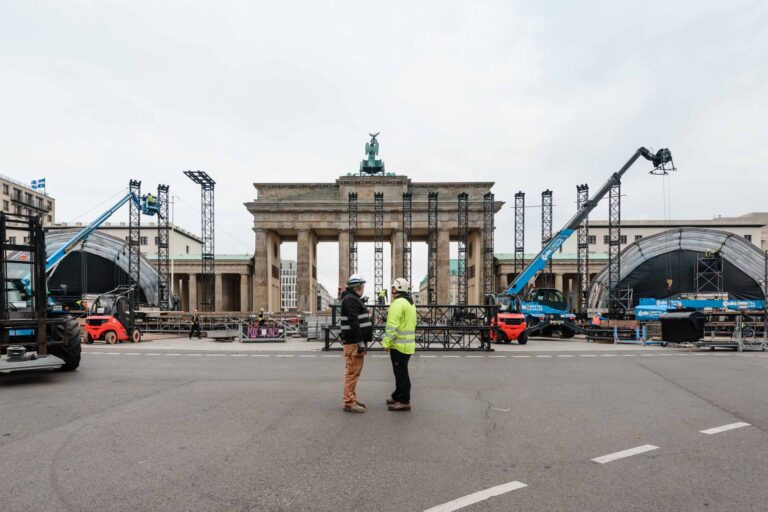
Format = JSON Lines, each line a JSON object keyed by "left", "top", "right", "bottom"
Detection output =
{"left": 184, "top": 171, "right": 216, "bottom": 311}
{"left": 607, "top": 180, "right": 622, "bottom": 317}
{"left": 576, "top": 184, "right": 590, "bottom": 314}
{"left": 374, "top": 192, "right": 384, "bottom": 296}
{"left": 128, "top": 180, "right": 141, "bottom": 326}
{"left": 348, "top": 192, "right": 358, "bottom": 275}
{"left": 427, "top": 192, "right": 438, "bottom": 305}
{"left": 457, "top": 193, "right": 469, "bottom": 305}
{"left": 514, "top": 192, "right": 525, "bottom": 276}
{"left": 157, "top": 184, "right": 171, "bottom": 310}
{"left": 402, "top": 192, "right": 412, "bottom": 289}
{"left": 695, "top": 252, "right": 723, "bottom": 293}
{"left": 483, "top": 192, "right": 495, "bottom": 297}
{"left": 541, "top": 190, "right": 553, "bottom": 288}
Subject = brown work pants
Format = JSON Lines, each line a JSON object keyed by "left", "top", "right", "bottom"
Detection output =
{"left": 343, "top": 343, "right": 366, "bottom": 408}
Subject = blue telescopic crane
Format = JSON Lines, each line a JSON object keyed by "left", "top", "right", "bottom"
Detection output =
{"left": 493, "top": 147, "right": 674, "bottom": 338}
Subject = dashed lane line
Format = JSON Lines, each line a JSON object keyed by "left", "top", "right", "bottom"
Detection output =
{"left": 423, "top": 480, "right": 527, "bottom": 512}
{"left": 591, "top": 444, "right": 659, "bottom": 464}
{"left": 700, "top": 422, "right": 751, "bottom": 435}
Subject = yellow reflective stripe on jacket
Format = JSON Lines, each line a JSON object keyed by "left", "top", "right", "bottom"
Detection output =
{"left": 381, "top": 297, "right": 418, "bottom": 355}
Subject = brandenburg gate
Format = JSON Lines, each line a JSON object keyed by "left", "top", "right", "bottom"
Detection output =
{"left": 245, "top": 135, "right": 502, "bottom": 313}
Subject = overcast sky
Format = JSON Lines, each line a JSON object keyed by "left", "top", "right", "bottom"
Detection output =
{"left": 2, "top": 1, "right": 766, "bottom": 293}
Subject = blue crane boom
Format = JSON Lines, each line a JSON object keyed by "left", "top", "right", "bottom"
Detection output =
{"left": 504, "top": 147, "right": 673, "bottom": 297}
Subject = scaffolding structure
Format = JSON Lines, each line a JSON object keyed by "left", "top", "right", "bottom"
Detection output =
{"left": 541, "top": 190, "right": 553, "bottom": 288}
{"left": 695, "top": 252, "right": 724, "bottom": 293}
{"left": 607, "top": 180, "right": 622, "bottom": 316}
{"left": 184, "top": 171, "right": 215, "bottom": 311}
{"left": 576, "top": 184, "right": 590, "bottom": 313}
{"left": 483, "top": 192, "right": 495, "bottom": 296}
{"left": 402, "top": 192, "right": 412, "bottom": 289}
{"left": 348, "top": 192, "right": 358, "bottom": 275}
{"left": 514, "top": 192, "right": 525, "bottom": 276}
{"left": 427, "top": 192, "right": 438, "bottom": 305}
{"left": 374, "top": 192, "right": 384, "bottom": 295}
{"left": 157, "top": 184, "right": 171, "bottom": 310}
{"left": 457, "top": 193, "right": 469, "bottom": 305}
{"left": 127, "top": 180, "right": 141, "bottom": 326}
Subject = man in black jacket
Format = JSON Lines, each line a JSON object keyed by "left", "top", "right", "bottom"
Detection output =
{"left": 339, "top": 274, "right": 373, "bottom": 413}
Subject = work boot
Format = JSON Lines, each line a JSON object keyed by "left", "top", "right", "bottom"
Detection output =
{"left": 343, "top": 404, "right": 366, "bottom": 413}
{"left": 386, "top": 398, "right": 396, "bottom": 405}
{"left": 388, "top": 402, "right": 411, "bottom": 411}
{"left": 356, "top": 401, "right": 367, "bottom": 409}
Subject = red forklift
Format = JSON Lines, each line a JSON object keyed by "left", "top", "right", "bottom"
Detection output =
{"left": 84, "top": 286, "right": 141, "bottom": 344}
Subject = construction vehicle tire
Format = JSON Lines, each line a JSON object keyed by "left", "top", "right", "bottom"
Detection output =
{"left": 85, "top": 333, "right": 94, "bottom": 344}
{"left": 130, "top": 329, "right": 141, "bottom": 343}
{"left": 517, "top": 331, "right": 528, "bottom": 345}
{"left": 560, "top": 327, "right": 575, "bottom": 339}
{"left": 49, "top": 318, "right": 82, "bottom": 371}
{"left": 105, "top": 331, "right": 117, "bottom": 344}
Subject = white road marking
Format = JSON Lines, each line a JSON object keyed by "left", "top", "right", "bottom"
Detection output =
{"left": 489, "top": 355, "right": 507, "bottom": 358}
{"left": 641, "top": 354, "right": 657, "bottom": 357}
{"left": 372, "top": 355, "right": 388, "bottom": 358}
{"left": 700, "top": 422, "right": 751, "bottom": 435}
{"left": 103, "top": 352, "right": 121, "bottom": 355}
{"left": 535, "top": 355, "right": 552, "bottom": 358}
{"left": 164, "top": 353, "right": 182, "bottom": 357}
{"left": 442, "top": 355, "right": 460, "bottom": 358}
{"left": 600, "top": 354, "right": 617, "bottom": 357}
{"left": 231, "top": 354, "right": 248, "bottom": 357}
{"left": 466, "top": 355, "right": 484, "bottom": 358}
{"left": 423, "top": 480, "right": 527, "bottom": 512}
{"left": 299, "top": 355, "right": 316, "bottom": 358}
{"left": 275, "top": 354, "right": 295, "bottom": 358}
{"left": 186, "top": 353, "right": 202, "bottom": 357}
{"left": 420, "top": 355, "right": 437, "bottom": 358}
{"left": 579, "top": 354, "right": 597, "bottom": 357}
{"left": 591, "top": 444, "right": 659, "bottom": 464}
{"left": 145, "top": 353, "right": 163, "bottom": 356}
{"left": 251, "top": 354, "right": 271, "bottom": 357}
{"left": 622, "top": 354, "right": 637, "bottom": 357}
{"left": 321, "top": 355, "right": 336, "bottom": 358}
{"left": 511, "top": 355, "right": 530, "bottom": 358}
{"left": 205, "top": 353, "right": 227, "bottom": 357}
{"left": 556, "top": 355, "right": 575, "bottom": 358}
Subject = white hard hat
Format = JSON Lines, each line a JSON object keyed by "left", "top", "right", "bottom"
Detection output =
{"left": 391, "top": 278, "right": 410, "bottom": 293}
{"left": 346, "top": 274, "right": 366, "bottom": 287}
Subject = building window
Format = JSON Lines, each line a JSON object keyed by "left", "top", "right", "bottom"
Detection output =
{"left": 23, "top": 237, "right": 29, "bottom": 243}
{"left": 46, "top": 200, "right": 52, "bottom": 210}
{"left": 2, "top": 184, "right": 8, "bottom": 195}
{"left": 186, "top": 245, "right": 190, "bottom": 254}
{"left": 745, "top": 234, "right": 752, "bottom": 242}
{"left": 140, "top": 236, "right": 148, "bottom": 245}
{"left": 620, "top": 235, "right": 627, "bottom": 244}
{"left": 603, "top": 235, "right": 609, "bottom": 244}
{"left": 635, "top": 235, "right": 643, "bottom": 241}
{"left": 154, "top": 236, "right": 159, "bottom": 245}
{"left": 2, "top": 200, "right": 7, "bottom": 210}
{"left": 587, "top": 235, "right": 596, "bottom": 245}
{"left": 47, "top": 215, "right": 52, "bottom": 223}
{"left": 25, "top": 193, "right": 32, "bottom": 204}
{"left": 8, "top": 236, "right": 16, "bottom": 244}
{"left": 14, "top": 205, "right": 21, "bottom": 215}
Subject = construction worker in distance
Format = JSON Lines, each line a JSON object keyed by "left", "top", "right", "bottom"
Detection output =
{"left": 382, "top": 277, "right": 417, "bottom": 411}
{"left": 339, "top": 274, "right": 373, "bottom": 413}
{"left": 377, "top": 288, "right": 388, "bottom": 305}
{"left": 189, "top": 309, "right": 201, "bottom": 339}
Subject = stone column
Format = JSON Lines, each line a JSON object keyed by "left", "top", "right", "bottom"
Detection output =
{"left": 437, "top": 229, "right": 451, "bottom": 304}
{"left": 390, "top": 230, "right": 403, "bottom": 281}
{"left": 468, "top": 230, "right": 484, "bottom": 304}
{"left": 555, "top": 273, "right": 564, "bottom": 291}
{"left": 253, "top": 229, "right": 269, "bottom": 312}
{"left": 240, "top": 273, "right": 249, "bottom": 313}
{"left": 338, "top": 230, "right": 349, "bottom": 287}
{"left": 189, "top": 274, "right": 197, "bottom": 312}
{"left": 297, "top": 229, "right": 318, "bottom": 313}
{"left": 214, "top": 273, "right": 223, "bottom": 311}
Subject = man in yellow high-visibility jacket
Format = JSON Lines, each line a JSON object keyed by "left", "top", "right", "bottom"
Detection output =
{"left": 382, "top": 277, "right": 417, "bottom": 411}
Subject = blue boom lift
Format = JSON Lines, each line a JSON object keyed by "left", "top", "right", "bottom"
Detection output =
{"left": 1, "top": 187, "right": 160, "bottom": 373}
{"left": 492, "top": 147, "right": 675, "bottom": 339}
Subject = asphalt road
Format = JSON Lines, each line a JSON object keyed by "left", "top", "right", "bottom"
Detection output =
{"left": 1, "top": 347, "right": 767, "bottom": 512}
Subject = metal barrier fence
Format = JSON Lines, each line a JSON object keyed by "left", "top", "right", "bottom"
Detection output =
{"left": 324, "top": 304, "right": 497, "bottom": 351}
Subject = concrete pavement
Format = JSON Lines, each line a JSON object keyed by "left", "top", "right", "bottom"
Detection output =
{"left": 1, "top": 346, "right": 766, "bottom": 511}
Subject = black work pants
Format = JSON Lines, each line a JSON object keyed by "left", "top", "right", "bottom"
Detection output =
{"left": 189, "top": 323, "right": 201, "bottom": 339}
{"left": 389, "top": 349, "right": 411, "bottom": 404}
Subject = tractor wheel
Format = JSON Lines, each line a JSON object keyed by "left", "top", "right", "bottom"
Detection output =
{"left": 130, "top": 329, "right": 141, "bottom": 343}
{"left": 105, "top": 331, "right": 117, "bottom": 344}
{"left": 517, "top": 331, "right": 528, "bottom": 345}
{"left": 49, "top": 318, "right": 82, "bottom": 371}
{"left": 498, "top": 330, "right": 510, "bottom": 344}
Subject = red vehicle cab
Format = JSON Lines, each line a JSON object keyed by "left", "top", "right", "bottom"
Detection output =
{"left": 490, "top": 296, "right": 528, "bottom": 344}
{"left": 84, "top": 294, "right": 140, "bottom": 344}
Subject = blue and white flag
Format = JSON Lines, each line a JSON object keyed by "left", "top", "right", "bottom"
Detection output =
{"left": 31, "top": 178, "right": 46, "bottom": 189}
